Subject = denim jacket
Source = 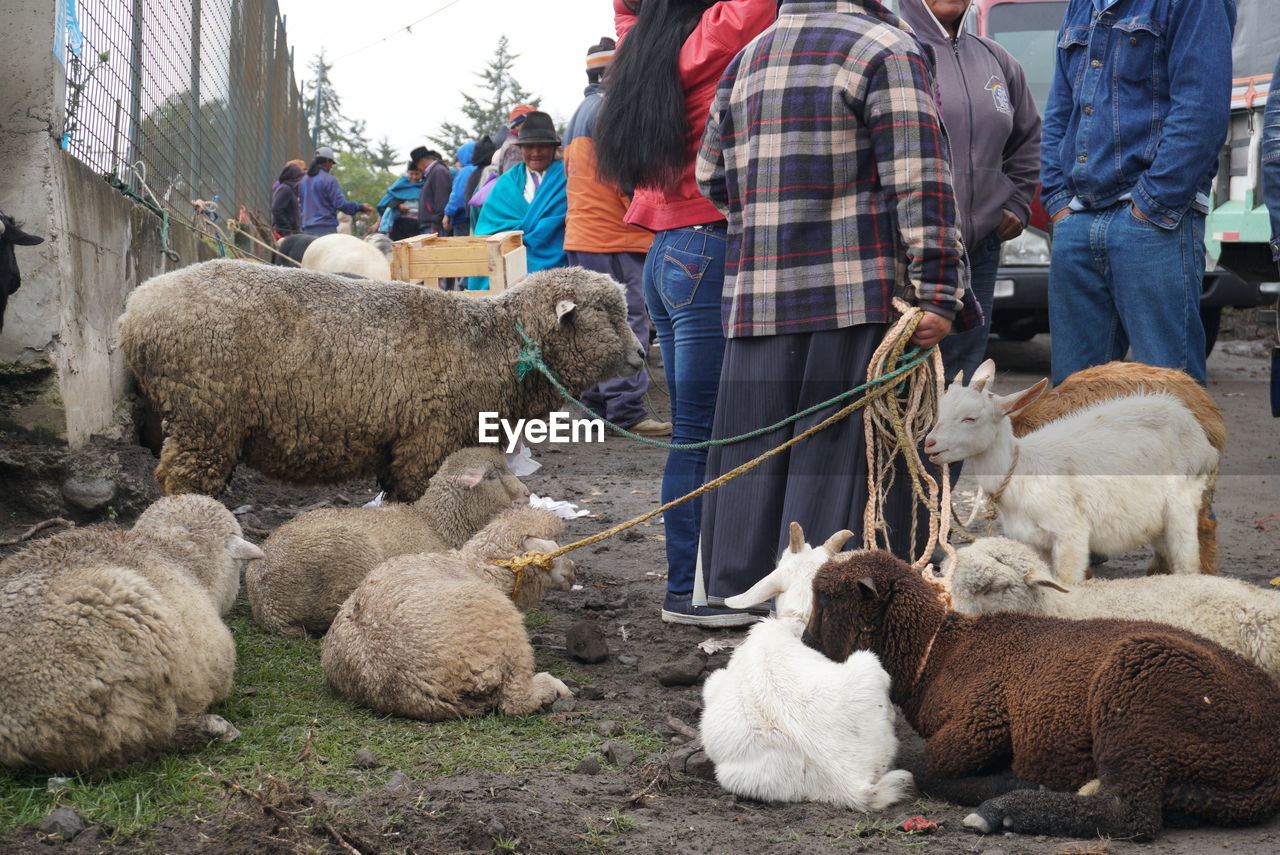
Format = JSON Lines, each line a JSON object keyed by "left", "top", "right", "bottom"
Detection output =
{"left": 1263, "top": 55, "right": 1280, "bottom": 263}
{"left": 1040, "top": 0, "right": 1236, "bottom": 229}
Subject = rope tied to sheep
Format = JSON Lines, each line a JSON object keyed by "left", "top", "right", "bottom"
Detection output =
{"left": 509, "top": 319, "right": 937, "bottom": 450}
{"left": 494, "top": 301, "right": 953, "bottom": 591}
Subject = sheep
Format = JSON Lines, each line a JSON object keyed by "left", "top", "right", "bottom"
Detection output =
{"left": 272, "top": 233, "right": 316, "bottom": 266}
{"left": 949, "top": 536, "right": 1280, "bottom": 679}
{"left": 246, "top": 446, "right": 529, "bottom": 637}
{"left": 925, "top": 359, "right": 1218, "bottom": 583}
{"left": 119, "top": 260, "right": 644, "bottom": 500}
{"left": 1010, "top": 361, "right": 1224, "bottom": 574}
{"left": 320, "top": 505, "right": 576, "bottom": 720}
{"left": 802, "top": 550, "right": 1280, "bottom": 840}
{"left": 0, "top": 495, "right": 264, "bottom": 773}
{"left": 700, "top": 524, "right": 914, "bottom": 809}
{"left": 300, "top": 232, "right": 391, "bottom": 280}
{"left": 1, "top": 211, "right": 44, "bottom": 334}
{"left": 363, "top": 231, "right": 393, "bottom": 259}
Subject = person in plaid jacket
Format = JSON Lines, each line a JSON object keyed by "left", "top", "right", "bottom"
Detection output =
{"left": 694, "top": 0, "right": 970, "bottom": 606}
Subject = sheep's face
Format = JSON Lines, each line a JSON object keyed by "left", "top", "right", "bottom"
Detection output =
{"left": 802, "top": 551, "right": 926, "bottom": 664}
{"left": 724, "top": 522, "right": 854, "bottom": 620}
{"left": 525, "top": 536, "right": 575, "bottom": 590}
{"left": 511, "top": 268, "right": 645, "bottom": 387}
{"left": 926, "top": 360, "right": 1048, "bottom": 464}
{"left": 432, "top": 446, "right": 530, "bottom": 519}
{"left": 950, "top": 543, "right": 1039, "bottom": 615}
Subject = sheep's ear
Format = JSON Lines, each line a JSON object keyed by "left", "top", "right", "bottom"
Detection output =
{"left": 1025, "top": 564, "right": 1070, "bottom": 593}
{"left": 725, "top": 576, "right": 784, "bottom": 610}
{"left": 970, "top": 359, "right": 997, "bottom": 392}
{"left": 456, "top": 467, "right": 486, "bottom": 489}
{"left": 857, "top": 576, "right": 878, "bottom": 598}
{"left": 523, "top": 536, "right": 558, "bottom": 556}
{"left": 788, "top": 522, "right": 805, "bottom": 553}
{"left": 227, "top": 535, "right": 265, "bottom": 561}
{"left": 995, "top": 378, "right": 1049, "bottom": 416}
{"left": 555, "top": 300, "right": 577, "bottom": 322}
{"left": 823, "top": 529, "right": 854, "bottom": 555}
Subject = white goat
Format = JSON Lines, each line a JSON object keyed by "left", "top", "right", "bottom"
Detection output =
{"left": 700, "top": 524, "right": 914, "bottom": 809}
{"left": 925, "top": 360, "right": 1217, "bottom": 584}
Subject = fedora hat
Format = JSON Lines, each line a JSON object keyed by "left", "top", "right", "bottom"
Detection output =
{"left": 514, "top": 111, "right": 560, "bottom": 146}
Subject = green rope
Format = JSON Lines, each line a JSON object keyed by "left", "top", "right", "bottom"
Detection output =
{"left": 511, "top": 319, "right": 935, "bottom": 451}
{"left": 104, "top": 172, "right": 178, "bottom": 262}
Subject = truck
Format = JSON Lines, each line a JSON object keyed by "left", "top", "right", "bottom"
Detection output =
{"left": 969, "top": 0, "right": 1279, "bottom": 350}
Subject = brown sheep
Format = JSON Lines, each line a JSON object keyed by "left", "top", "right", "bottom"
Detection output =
{"left": 0, "top": 496, "right": 262, "bottom": 773}
{"left": 119, "top": 261, "right": 644, "bottom": 500}
{"left": 321, "top": 506, "right": 575, "bottom": 720}
{"left": 802, "top": 551, "right": 1280, "bottom": 840}
{"left": 1009, "top": 361, "right": 1223, "bottom": 574}
{"left": 246, "top": 447, "right": 528, "bottom": 637}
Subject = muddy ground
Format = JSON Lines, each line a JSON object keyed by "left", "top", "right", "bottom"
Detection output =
{"left": 2, "top": 337, "right": 1278, "bottom": 855}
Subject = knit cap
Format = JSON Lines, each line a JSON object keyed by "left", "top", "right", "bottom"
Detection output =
{"left": 587, "top": 37, "right": 616, "bottom": 73}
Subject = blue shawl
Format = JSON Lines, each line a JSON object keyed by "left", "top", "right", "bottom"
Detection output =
{"left": 469, "top": 161, "right": 567, "bottom": 290}
{"left": 376, "top": 174, "right": 425, "bottom": 212}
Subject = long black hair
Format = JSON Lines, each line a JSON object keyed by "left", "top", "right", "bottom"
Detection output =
{"left": 306, "top": 156, "right": 327, "bottom": 178}
{"left": 595, "top": 0, "right": 717, "bottom": 192}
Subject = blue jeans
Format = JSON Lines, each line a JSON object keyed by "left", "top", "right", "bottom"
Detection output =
{"left": 1048, "top": 205, "right": 1206, "bottom": 385}
{"left": 1263, "top": 54, "right": 1280, "bottom": 264}
{"left": 644, "top": 224, "right": 727, "bottom": 594}
{"left": 570, "top": 250, "right": 651, "bottom": 428}
{"left": 940, "top": 231, "right": 1001, "bottom": 385}
{"left": 303, "top": 224, "right": 337, "bottom": 236}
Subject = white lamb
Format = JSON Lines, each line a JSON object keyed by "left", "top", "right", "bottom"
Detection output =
{"left": 300, "top": 233, "right": 391, "bottom": 280}
{"left": 700, "top": 523, "right": 914, "bottom": 809}
{"left": 950, "top": 537, "right": 1280, "bottom": 679}
{"left": 924, "top": 359, "right": 1218, "bottom": 584}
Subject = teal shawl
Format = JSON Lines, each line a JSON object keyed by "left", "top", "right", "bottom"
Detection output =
{"left": 469, "top": 161, "right": 567, "bottom": 290}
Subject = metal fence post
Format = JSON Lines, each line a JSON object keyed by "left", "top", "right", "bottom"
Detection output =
{"left": 126, "top": 0, "right": 144, "bottom": 190}
{"left": 189, "top": 0, "right": 203, "bottom": 193}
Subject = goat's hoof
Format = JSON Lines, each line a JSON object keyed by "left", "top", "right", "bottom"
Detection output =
{"left": 963, "top": 806, "right": 1011, "bottom": 834}
{"left": 202, "top": 714, "right": 241, "bottom": 743}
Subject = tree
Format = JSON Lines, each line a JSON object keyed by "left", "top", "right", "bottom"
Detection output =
{"left": 429, "top": 35, "right": 540, "bottom": 155}
{"left": 371, "top": 136, "right": 399, "bottom": 171}
{"left": 300, "top": 50, "right": 372, "bottom": 156}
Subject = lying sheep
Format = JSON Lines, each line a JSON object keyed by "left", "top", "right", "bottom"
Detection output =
{"left": 321, "top": 506, "right": 575, "bottom": 720}
{"left": 803, "top": 551, "right": 1280, "bottom": 840}
{"left": 273, "top": 233, "right": 316, "bottom": 266}
{"left": 1010, "top": 361, "right": 1224, "bottom": 574}
{"left": 950, "top": 537, "right": 1280, "bottom": 679}
{"left": 247, "top": 447, "right": 528, "bottom": 637}
{"left": 925, "top": 359, "right": 1217, "bottom": 583}
{"left": 701, "top": 524, "right": 914, "bottom": 809}
{"left": 119, "top": 261, "right": 644, "bottom": 499}
{"left": 0, "top": 495, "right": 263, "bottom": 773}
{"left": 300, "top": 233, "right": 391, "bottom": 280}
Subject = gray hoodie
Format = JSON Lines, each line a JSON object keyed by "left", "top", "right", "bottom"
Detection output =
{"left": 898, "top": 0, "right": 1042, "bottom": 248}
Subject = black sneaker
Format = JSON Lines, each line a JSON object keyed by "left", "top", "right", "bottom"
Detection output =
{"left": 661, "top": 591, "right": 759, "bottom": 628}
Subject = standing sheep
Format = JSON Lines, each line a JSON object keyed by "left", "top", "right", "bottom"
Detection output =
{"left": 0, "top": 495, "right": 263, "bottom": 773}
{"left": 300, "top": 233, "right": 392, "bottom": 280}
{"left": 119, "top": 260, "right": 644, "bottom": 500}
{"left": 949, "top": 537, "right": 1280, "bottom": 679}
{"left": 1009, "top": 361, "right": 1224, "bottom": 574}
{"left": 247, "top": 446, "right": 529, "bottom": 637}
{"left": 803, "top": 551, "right": 1280, "bottom": 840}
{"left": 701, "top": 524, "right": 914, "bottom": 809}
{"left": 925, "top": 359, "right": 1218, "bottom": 583}
{"left": 321, "top": 506, "right": 576, "bottom": 720}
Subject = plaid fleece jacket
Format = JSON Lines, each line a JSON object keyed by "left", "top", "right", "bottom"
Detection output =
{"left": 697, "top": 0, "right": 970, "bottom": 338}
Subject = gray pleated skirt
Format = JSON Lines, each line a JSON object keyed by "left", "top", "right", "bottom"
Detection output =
{"left": 696, "top": 324, "right": 929, "bottom": 605}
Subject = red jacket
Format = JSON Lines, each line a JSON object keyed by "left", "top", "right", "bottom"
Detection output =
{"left": 614, "top": 0, "right": 775, "bottom": 232}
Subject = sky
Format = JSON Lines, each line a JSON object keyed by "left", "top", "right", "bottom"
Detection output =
{"left": 276, "top": 0, "right": 619, "bottom": 161}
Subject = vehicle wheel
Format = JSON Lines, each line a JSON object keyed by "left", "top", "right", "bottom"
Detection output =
{"left": 1200, "top": 306, "right": 1221, "bottom": 357}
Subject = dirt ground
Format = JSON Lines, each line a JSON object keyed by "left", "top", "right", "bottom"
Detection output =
{"left": 2, "top": 337, "right": 1278, "bottom": 855}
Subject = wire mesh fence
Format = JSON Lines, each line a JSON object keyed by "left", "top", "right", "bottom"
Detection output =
{"left": 59, "top": 0, "right": 311, "bottom": 239}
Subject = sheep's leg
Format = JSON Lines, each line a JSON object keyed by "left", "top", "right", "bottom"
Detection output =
{"left": 1162, "top": 501, "right": 1202, "bottom": 574}
{"left": 155, "top": 428, "right": 239, "bottom": 495}
{"left": 1147, "top": 535, "right": 1171, "bottom": 576}
{"left": 497, "top": 672, "right": 570, "bottom": 716}
{"left": 962, "top": 774, "right": 1162, "bottom": 840}
{"left": 923, "top": 719, "right": 1012, "bottom": 784}
{"left": 384, "top": 437, "right": 446, "bottom": 502}
{"left": 1050, "top": 536, "right": 1090, "bottom": 585}
{"left": 917, "top": 770, "right": 1041, "bottom": 806}
{"left": 173, "top": 714, "right": 241, "bottom": 752}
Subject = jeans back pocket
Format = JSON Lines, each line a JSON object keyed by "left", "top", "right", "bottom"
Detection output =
{"left": 658, "top": 246, "right": 713, "bottom": 309}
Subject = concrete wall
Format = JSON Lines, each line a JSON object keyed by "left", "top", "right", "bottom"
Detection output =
{"left": 1, "top": 1, "right": 211, "bottom": 447}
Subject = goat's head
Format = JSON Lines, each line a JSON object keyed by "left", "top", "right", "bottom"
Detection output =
{"left": 723, "top": 522, "right": 854, "bottom": 620}
{"left": 950, "top": 537, "right": 1068, "bottom": 615}
{"left": 925, "top": 359, "right": 1048, "bottom": 464}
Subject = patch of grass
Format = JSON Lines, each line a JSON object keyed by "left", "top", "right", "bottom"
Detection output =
{"left": 523, "top": 608, "right": 555, "bottom": 630}
{"left": 0, "top": 605, "right": 661, "bottom": 838}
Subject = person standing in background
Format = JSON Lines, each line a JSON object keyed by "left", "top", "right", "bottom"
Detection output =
{"left": 300, "top": 146, "right": 374, "bottom": 236}
{"left": 564, "top": 37, "right": 670, "bottom": 438}
{"left": 415, "top": 148, "right": 453, "bottom": 237}
{"left": 899, "top": 0, "right": 1040, "bottom": 385}
{"left": 1040, "top": 0, "right": 1235, "bottom": 385}
{"left": 1263, "top": 55, "right": 1280, "bottom": 275}
{"left": 595, "top": 0, "right": 776, "bottom": 627}
{"left": 444, "top": 141, "right": 479, "bottom": 237}
{"left": 271, "top": 162, "right": 304, "bottom": 237}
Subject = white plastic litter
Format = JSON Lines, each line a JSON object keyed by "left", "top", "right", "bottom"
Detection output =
{"left": 528, "top": 493, "right": 590, "bottom": 519}
{"left": 698, "top": 637, "right": 742, "bottom": 655}
{"left": 363, "top": 492, "right": 384, "bottom": 508}
{"left": 505, "top": 441, "right": 542, "bottom": 476}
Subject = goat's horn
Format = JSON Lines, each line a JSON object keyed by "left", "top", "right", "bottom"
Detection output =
{"left": 788, "top": 522, "right": 805, "bottom": 553}
{"left": 824, "top": 529, "right": 855, "bottom": 555}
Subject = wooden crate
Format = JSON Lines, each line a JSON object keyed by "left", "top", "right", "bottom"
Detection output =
{"left": 390, "top": 231, "right": 527, "bottom": 294}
